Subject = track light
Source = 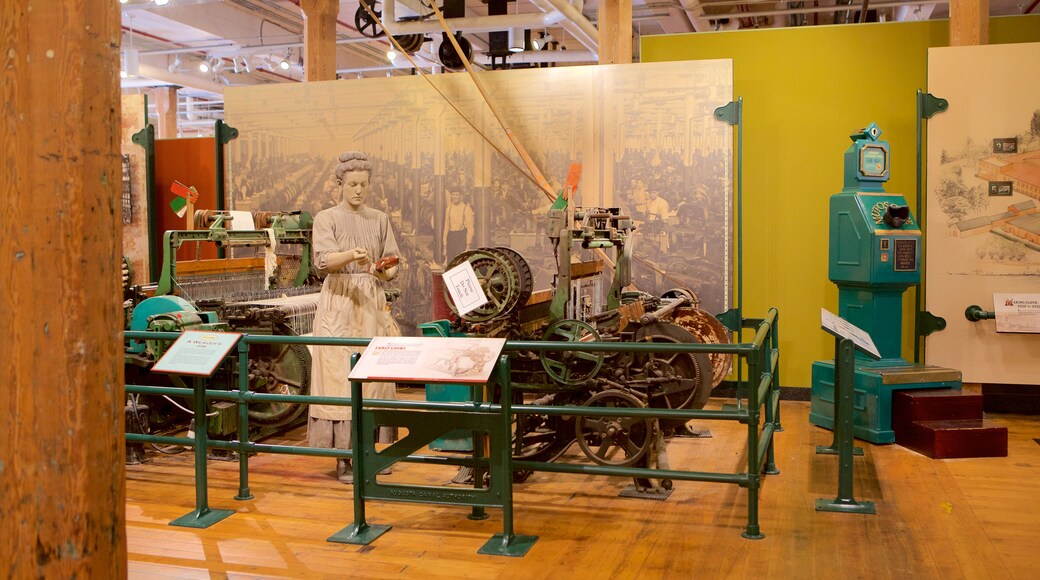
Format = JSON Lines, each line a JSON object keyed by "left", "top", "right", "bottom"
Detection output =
{"left": 241, "top": 56, "right": 250, "bottom": 73}
{"left": 387, "top": 48, "right": 398, "bottom": 62}
{"left": 278, "top": 59, "right": 290, "bottom": 70}
{"left": 199, "top": 60, "right": 210, "bottom": 73}
{"left": 168, "top": 54, "right": 182, "bottom": 73}
{"left": 533, "top": 31, "right": 553, "bottom": 51}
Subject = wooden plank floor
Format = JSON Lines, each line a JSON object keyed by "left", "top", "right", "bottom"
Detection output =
{"left": 126, "top": 399, "right": 1040, "bottom": 579}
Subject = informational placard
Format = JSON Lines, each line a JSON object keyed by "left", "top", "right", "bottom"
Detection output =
{"left": 348, "top": 336, "right": 506, "bottom": 384}
{"left": 994, "top": 293, "right": 1040, "bottom": 334}
{"left": 152, "top": 330, "right": 243, "bottom": 377}
{"left": 821, "top": 308, "right": 881, "bottom": 359}
{"left": 443, "top": 260, "right": 489, "bottom": 317}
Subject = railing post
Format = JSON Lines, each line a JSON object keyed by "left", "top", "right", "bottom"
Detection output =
{"left": 468, "top": 381, "right": 489, "bottom": 521}
{"left": 816, "top": 338, "right": 876, "bottom": 514}
{"left": 169, "top": 377, "right": 234, "bottom": 528}
{"left": 742, "top": 346, "right": 764, "bottom": 540}
{"left": 478, "top": 355, "right": 537, "bottom": 556}
{"left": 235, "top": 338, "right": 254, "bottom": 500}
{"left": 328, "top": 352, "right": 391, "bottom": 544}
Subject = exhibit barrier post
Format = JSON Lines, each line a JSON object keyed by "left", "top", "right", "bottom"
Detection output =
{"left": 169, "top": 376, "right": 236, "bottom": 528}
{"left": 815, "top": 337, "right": 876, "bottom": 514}
{"left": 328, "top": 352, "right": 392, "bottom": 545}
{"left": 234, "top": 339, "right": 254, "bottom": 501}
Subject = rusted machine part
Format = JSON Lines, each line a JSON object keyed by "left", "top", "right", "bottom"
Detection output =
{"left": 662, "top": 287, "right": 701, "bottom": 308}
{"left": 193, "top": 209, "right": 218, "bottom": 229}
{"left": 633, "top": 322, "right": 713, "bottom": 421}
{"left": 252, "top": 211, "right": 275, "bottom": 229}
{"left": 673, "top": 307, "right": 733, "bottom": 388}
{"left": 638, "top": 295, "right": 690, "bottom": 325}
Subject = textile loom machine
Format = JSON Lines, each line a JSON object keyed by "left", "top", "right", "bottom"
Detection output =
{"left": 436, "top": 193, "right": 733, "bottom": 491}
{"left": 124, "top": 210, "right": 320, "bottom": 462}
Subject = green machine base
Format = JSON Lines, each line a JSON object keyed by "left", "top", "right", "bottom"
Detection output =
{"left": 169, "top": 508, "right": 235, "bottom": 529}
{"left": 810, "top": 362, "right": 961, "bottom": 444}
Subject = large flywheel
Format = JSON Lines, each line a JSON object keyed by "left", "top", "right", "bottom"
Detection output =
{"left": 237, "top": 322, "right": 310, "bottom": 427}
{"left": 633, "top": 322, "right": 712, "bottom": 430}
{"left": 575, "top": 389, "right": 655, "bottom": 467}
{"left": 540, "top": 319, "right": 604, "bottom": 386}
{"left": 443, "top": 247, "right": 532, "bottom": 322}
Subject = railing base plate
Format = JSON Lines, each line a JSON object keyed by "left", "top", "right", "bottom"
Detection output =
{"left": 327, "top": 522, "right": 392, "bottom": 545}
{"left": 478, "top": 533, "right": 538, "bottom": 557}
{"left": 169, "top": 508, "right": 234, "bottom": 529}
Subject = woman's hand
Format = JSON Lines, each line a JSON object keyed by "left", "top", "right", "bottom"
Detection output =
{"left": 350, "top": 247, "right": 369, "bottom": 267}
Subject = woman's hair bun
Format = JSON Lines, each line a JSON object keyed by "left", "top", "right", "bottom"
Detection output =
{"left": 335, "top": 151, "right": 373, "bottom": 180}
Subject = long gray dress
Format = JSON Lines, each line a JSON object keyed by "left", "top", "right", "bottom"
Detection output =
{"left": 308, "top": 204, "right": 400, "bottom": 449}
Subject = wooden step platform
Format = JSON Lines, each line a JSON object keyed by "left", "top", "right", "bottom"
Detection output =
{"left": 893, "top": 389, "right": 1008, "bottom": 459}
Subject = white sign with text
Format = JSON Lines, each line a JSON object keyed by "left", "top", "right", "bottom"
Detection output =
{"left": 443, "top": 260, "right": 489, "bottom": 316}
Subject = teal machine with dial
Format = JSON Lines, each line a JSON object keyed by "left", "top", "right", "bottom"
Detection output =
{"left": 810, "top": 123, "right": 961, "bottom": 444}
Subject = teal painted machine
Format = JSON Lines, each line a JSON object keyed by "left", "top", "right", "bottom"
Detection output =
{"left": 810, "top": 123, "right": 961, "bottom": 444}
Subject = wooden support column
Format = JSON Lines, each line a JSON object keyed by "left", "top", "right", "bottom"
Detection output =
{"left": 950, "top": 0, "right": 989, "bottom": 46}
{"left": 301, "top": 0, "right": 340, "bottom": 81}
{"left": 598, "top": 0, "right": 633, "bottom": 65}
{"left": 0, "top": 1, "right": 127, "bottom": 577}
{"left": 152, "top": 85, "right": 179, "bottom": 138}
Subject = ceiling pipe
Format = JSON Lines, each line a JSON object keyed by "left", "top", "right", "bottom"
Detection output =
{"left": 381, "top": 0, "right": 585, "bottom": 36}
{"left": 474, "top": 49, "right": 597, "bottom": 65}
{"left": 140, "top": 36, "right": 375, "bottom": 56}
{"left": 681, "top": 0, "right": 947, "bottom": 21}
{"left": 678, "top": 0, "right": 949, "bottom": 28}
{"left": 529, "top": 0, "right": 598, "bottom": 52}
{"left": 134, "top": 62, "right": 230, "bottom": 95}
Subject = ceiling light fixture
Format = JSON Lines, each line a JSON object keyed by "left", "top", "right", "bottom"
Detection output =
{"left": 123, "top": 48, "right": 139, "bottom": 78}
{"left": 387, "top": 48, "right": 398, "bottom": 62}
{"left": 533, "top": 31, "right": 553, "bottom": 51}
{"left": 153, "top": 0, "right": 171, "bottom": 6}
{"left": 278, "top": 58, "right": 290, "bottom": 70}
{"left": 199, "top": 60, "right": 210, "bottom": 73}
{"left": 507, "top": 28, "right": 524, "bottom": 53}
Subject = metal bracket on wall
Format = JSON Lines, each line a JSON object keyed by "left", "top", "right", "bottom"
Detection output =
{"left": 132, "top": 124, "right": 159, "bottom": 283}
{"left": 913, "top": 90, "right": 948, "bottom": 362}
{"left": 214, "top": 120, "right": 239, "bottom": 259}
{"left": 713, "top": 98, "right": 743, "bottom": 328}
{"left": 915, "top": 310, "right": 947, "bottom": 336}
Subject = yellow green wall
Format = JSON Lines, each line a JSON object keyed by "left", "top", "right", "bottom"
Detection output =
{"left": 642, "top": 16, "right": 1040, "bottom": 387}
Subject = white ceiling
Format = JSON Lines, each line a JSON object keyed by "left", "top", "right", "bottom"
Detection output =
{"left": 119, "top": 0, "right": 1034, "bottom": 135}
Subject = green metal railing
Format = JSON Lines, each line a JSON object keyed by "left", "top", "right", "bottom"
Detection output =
{"left": 124, "top": 307, "right": 780, "bottom": 548}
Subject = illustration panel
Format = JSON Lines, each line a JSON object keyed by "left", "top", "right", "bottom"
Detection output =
{"left": 925, "top": 42, "right": 1040, "bottom": 384}
{"left": 225, "top": 61, "right": 733, "bottom": 335}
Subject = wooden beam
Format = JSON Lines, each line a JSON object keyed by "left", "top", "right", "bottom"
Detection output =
{"left": 950, "top": 0, "right": 989, "bottom": 46}
{"left": 151, "top": 86, "right": 179, "bottom": 139}
{"left": 0, "top": 1, "right": 126, "bottom": 577}
{"left": 301, "top": 0, "right": 339, "bottom": 81}
{"left": 598, "top": 0, "right": 633, "bottom": 65}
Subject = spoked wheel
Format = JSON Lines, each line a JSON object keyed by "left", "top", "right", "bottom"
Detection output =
{"left": 444, "top": 249, "right": 522, "bottom": 322}
{"left": 354, "top": 2, "right": 385, "bottom": 38}
{"left": 634, "top": 322, "right": 712, "bottom": 430}
{"left": 541, "top": 319, "right": 604, "bottom": 386}
{"left": 575, "top": 390, "right": 655, "bottom": 467}
{"left": 240, "top": 323, "right": 310, "bottom": 427}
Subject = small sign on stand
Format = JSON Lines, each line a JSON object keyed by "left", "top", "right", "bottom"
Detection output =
{"left": 816, "top": 309, "right": 878, "bottom": 515}
{"left": 153, "top": 330, "right": 242, "bottom": 528}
